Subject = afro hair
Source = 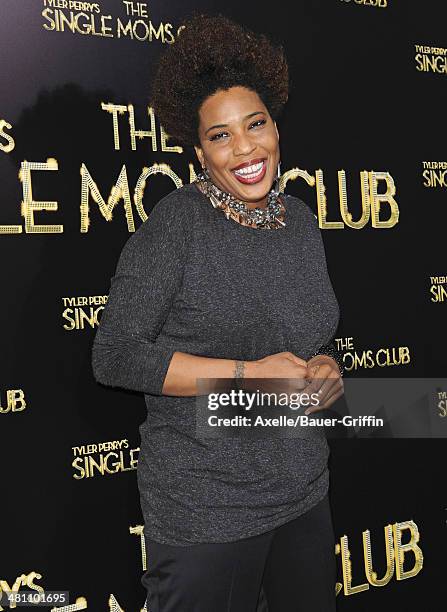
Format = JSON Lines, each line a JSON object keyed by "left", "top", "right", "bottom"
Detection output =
{"left": 149, "top": 13, "right": 289, "bottom": 147}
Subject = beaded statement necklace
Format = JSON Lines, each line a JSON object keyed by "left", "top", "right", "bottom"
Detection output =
{"left": 194, "top": 169, "right": 286, "bottom": 230}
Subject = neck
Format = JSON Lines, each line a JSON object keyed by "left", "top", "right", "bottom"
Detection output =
{"left": 245, "top": 199, "right": 267, "bottom": 210}
{"left": 202, "top": 171, "right": 270, "bottom": 208}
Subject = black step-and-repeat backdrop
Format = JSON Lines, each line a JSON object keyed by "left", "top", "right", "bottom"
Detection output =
{"left": 1, "top": 1, "right": 446, "bottom": 610}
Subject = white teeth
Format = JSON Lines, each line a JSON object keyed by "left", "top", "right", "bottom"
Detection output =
{"left": 234, "top": 161, "right": 264, "bottom": 176}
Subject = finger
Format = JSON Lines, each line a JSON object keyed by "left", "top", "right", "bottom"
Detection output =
{"left": 285, "top": 370, "right": 309, "bottom": 393}
{"left": 319, "top": 387, "right": 344, "bottom": 411}
{"left": 304, "top": 372, "right": 340, "bottom": 414}
{"left": 307, "top": 355, "right": 338, "bottom": 371}
{"left": 320, "top": 378, "right": 344, "bottom": 408}
{"left": 305, "top": 380, "right": 335, "bottom": 414}
{"left": 306, "top": 363, "right": 341, "bottom": 388}
{"left": 302, "top": 364, "right": 332, "bottom": 396}
{"left": 308, "top": 364, "right": 321, "bottom": 379}
{"left": 286, "top": 352, "right": 308, "bottom": 367}
{"left": 304, "top": 391, "right": 342, "bottom": 414}
{"left": 326, "top": 378, "right": 344, "bottom": 401}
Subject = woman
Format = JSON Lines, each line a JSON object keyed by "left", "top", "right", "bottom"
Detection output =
{"left": 92, "top": 13, "right": 344, "bottom": 612}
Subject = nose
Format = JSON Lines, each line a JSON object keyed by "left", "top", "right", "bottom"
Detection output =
{"left": 232, "top": 130, "right": 256, "bottom": 156}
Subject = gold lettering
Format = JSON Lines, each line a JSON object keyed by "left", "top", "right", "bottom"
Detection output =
{"left": 393, "top": 520, "right": 424, "bottom": 580}
{"left": 101, "top": 102, "right": 128, "bottom": 149}
{"left": 316, "top": 169, "right": 344, "bottom": 229}
{"left": 369, "top": 171, "right": 399, "bottom": 228}
{"left": 134, "top": 162, "right": 182, "bottom": 221}
{"left": 338, "top": 170, "right": 371, "bottom": 229}
{"left": 0, "top": 119, "right": 15, "bottom": 153}
{"left": 363, "top": 525, "right": 394, "bottom": 586}
{"left": 128, "top": 104, "right": 157, "bottom": 151}
{"left": 80, "top": 163, "right": 135, "bottom": 232}
{"left": 339, "top": 534, "right": 369, "bottom": 595}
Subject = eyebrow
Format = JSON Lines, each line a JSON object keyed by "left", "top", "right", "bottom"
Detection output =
{"left": 204, "top": 111, "right": 266, "bottom": 135}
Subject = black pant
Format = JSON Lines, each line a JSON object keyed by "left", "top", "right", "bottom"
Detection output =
{"left": 141, "top": 494, "right": 336, "bottom": 611}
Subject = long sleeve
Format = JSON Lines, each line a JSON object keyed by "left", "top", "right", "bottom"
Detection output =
{"left": 91, "top": 192, "right": 189, "bottom": 395}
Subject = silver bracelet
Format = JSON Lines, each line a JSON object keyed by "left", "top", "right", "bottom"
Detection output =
{"left": 234, "top": 360, "right": 245, "bottom": 389}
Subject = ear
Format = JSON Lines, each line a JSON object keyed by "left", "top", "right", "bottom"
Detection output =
{"left": 194, "top": 145, "right": 205, "bottom": 169}
{"left": 274, "top": 120, "right": 279, "bottom": 142}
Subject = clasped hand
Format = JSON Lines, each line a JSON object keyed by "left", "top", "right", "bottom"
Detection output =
{"left": 302, "top": 355, "right": 344, "bottom": 415}
{"left": 251, "top": 351, "right": 344, "bottom": 415}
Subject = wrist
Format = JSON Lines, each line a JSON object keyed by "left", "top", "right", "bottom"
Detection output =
{"left": 243, "top": 360, "right": 260, "bottom": 378}
{"left": 232, "top": 360, "right": 260, "bottom": 392}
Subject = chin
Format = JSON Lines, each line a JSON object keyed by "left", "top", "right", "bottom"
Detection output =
{"left": 236, "top": 177, "right": 273, "bottom": 199}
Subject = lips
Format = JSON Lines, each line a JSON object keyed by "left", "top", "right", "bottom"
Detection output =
{"left": 231, "top": 159, "right": 267, "bottom": 185}
{"left": 231, "top": 157, "right": 266, "bottom": 171}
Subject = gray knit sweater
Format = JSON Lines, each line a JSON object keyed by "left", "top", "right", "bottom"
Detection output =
{"left": 91, "top": 182, "right": 340, "bottom": 545}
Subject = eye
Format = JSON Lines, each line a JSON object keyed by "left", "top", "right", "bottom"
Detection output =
{"left": 250, "top": 118, "right": 267, "bottom": 129}
{"left": 208, "top": 118, "right": 267, "bottom": 142}
{"left": 209, "top": 131, "right": 228, "bottom": 142}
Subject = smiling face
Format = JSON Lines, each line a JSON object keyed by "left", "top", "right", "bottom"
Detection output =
{"left": 194, "top": 86, "right": 280, "bottom": 209}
